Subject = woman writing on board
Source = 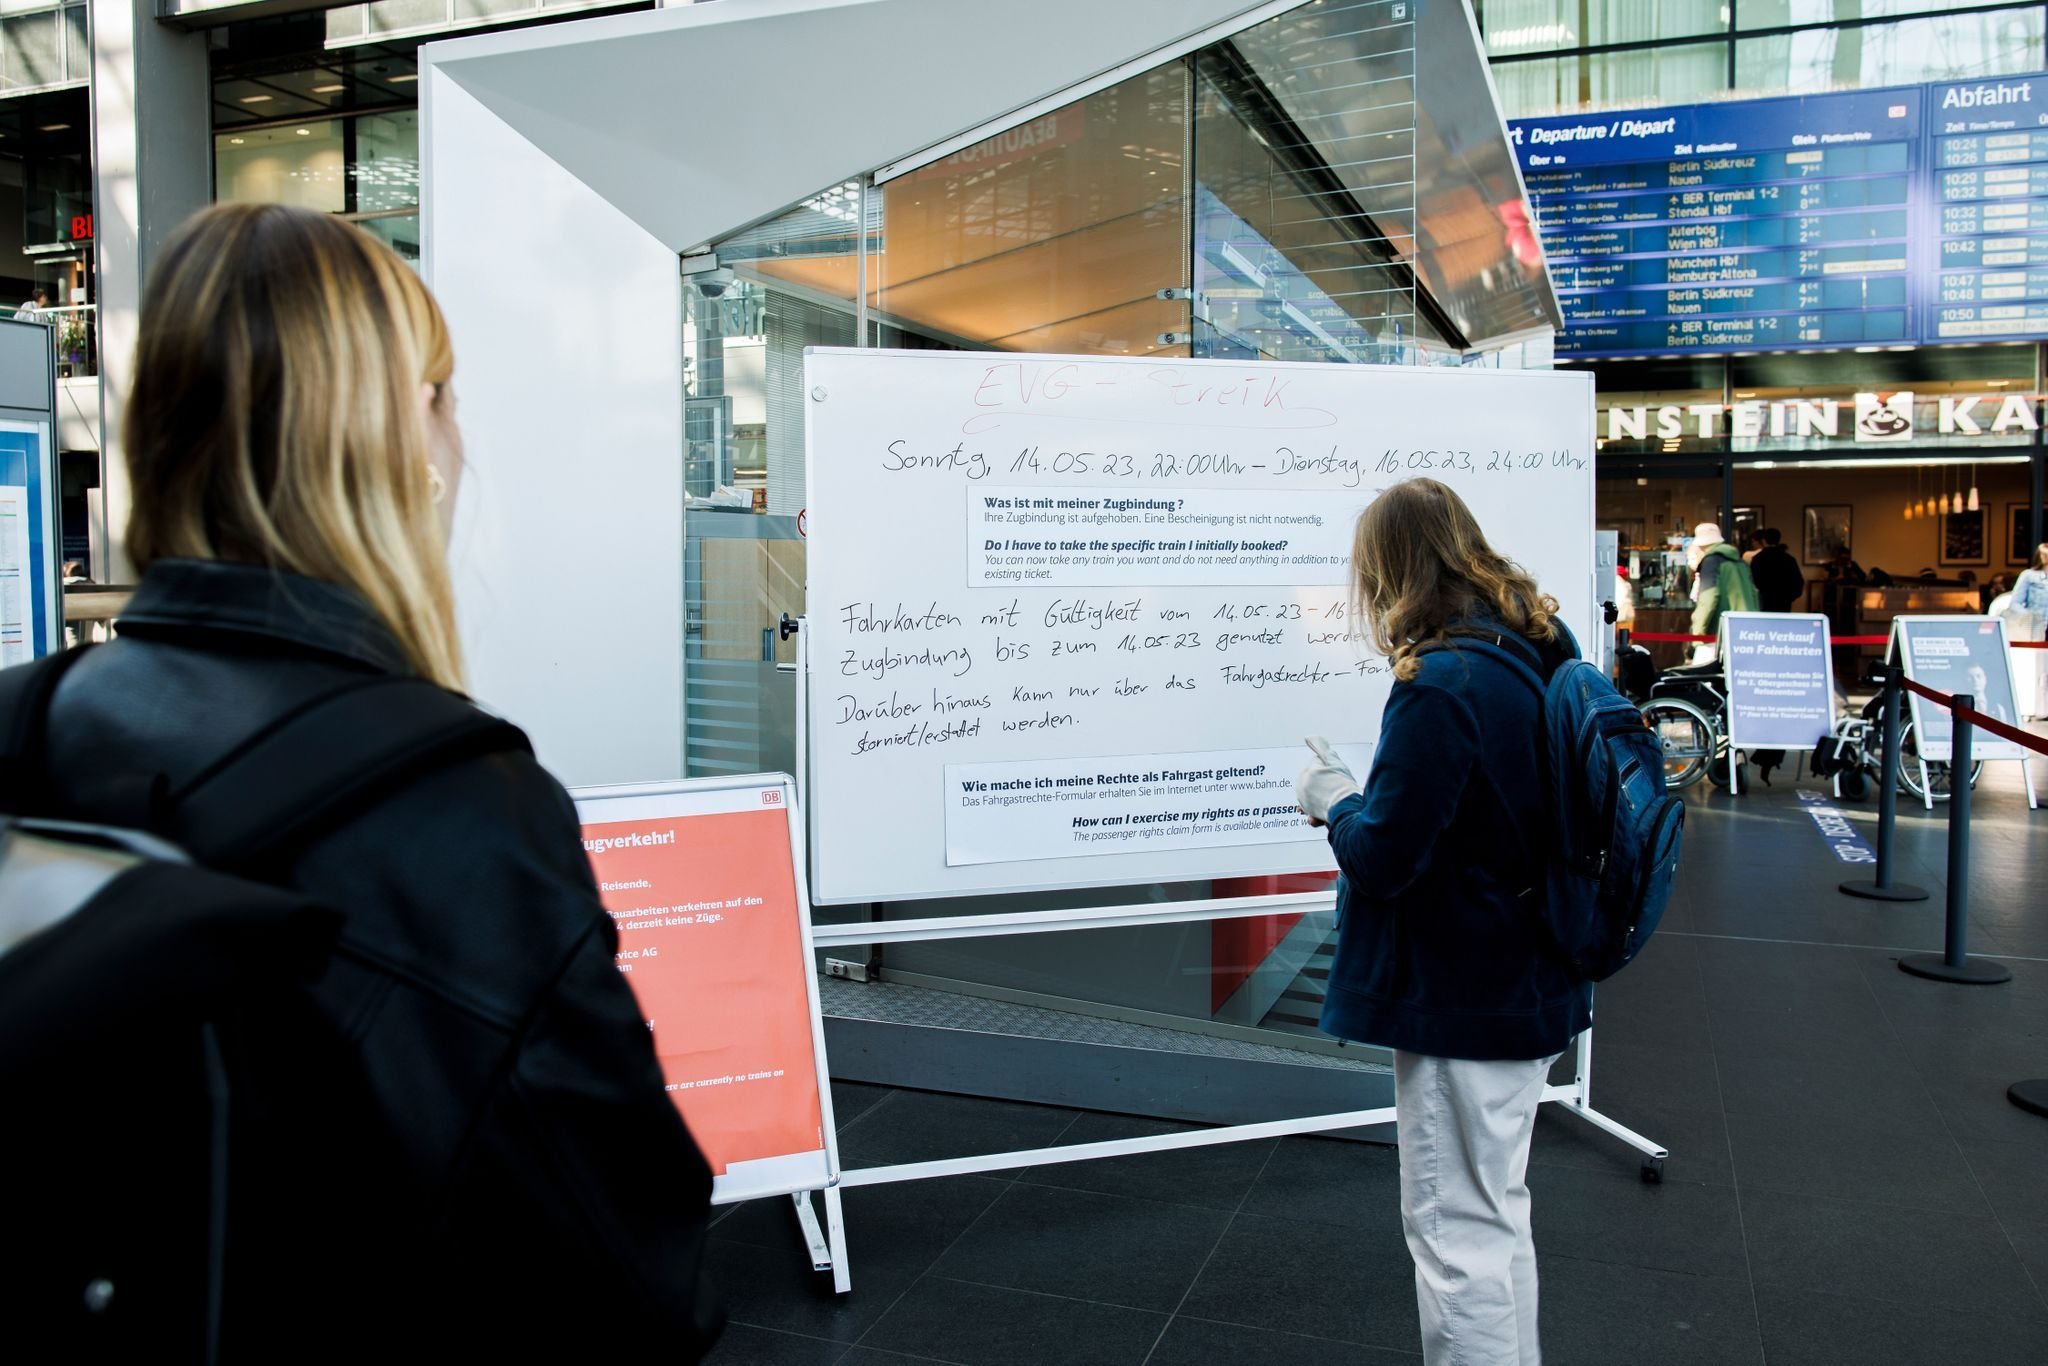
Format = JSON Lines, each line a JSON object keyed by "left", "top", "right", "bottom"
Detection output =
{"left": 1295, "top": 478, "right": 1590, "bottom": 1366}
{"left": 12, "top": 205, "right": 719, "bottom": 1358}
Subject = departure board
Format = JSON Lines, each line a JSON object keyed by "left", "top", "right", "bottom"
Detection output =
{"left": 1928, "top": 76, "right": 2048, "bottom": 342}
{"left": 1514, "top": 89, "right": 1922, "bottom": 358}
{"left": 1513, "top": 77, "right": 2048, "bottom": 357}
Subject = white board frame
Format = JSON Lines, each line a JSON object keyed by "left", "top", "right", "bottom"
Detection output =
{"left": 1891, "top": 616, "right": 2040, "bottom": 812}
{"left": 570, "top": 774, "right": 845, "bottom": 1210}
{"left": 799, "top": 347, "right": 1597, "bottom": 905}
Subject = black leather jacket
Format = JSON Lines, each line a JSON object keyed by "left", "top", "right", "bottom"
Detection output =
{"left": 40, "top": 559, "right": 718, "bottom": 1361}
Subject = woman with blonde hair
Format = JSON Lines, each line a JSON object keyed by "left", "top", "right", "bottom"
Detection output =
{"left": 8, "top": 205, "right": 718, "bottom": 1359}
{"left": 1296, "top": 478, "right": 1590, "bottom": 1366}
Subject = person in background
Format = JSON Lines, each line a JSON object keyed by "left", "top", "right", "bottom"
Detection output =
{"left": 1295, "top": 478, "right": 1588, "bottom": 1366}
{"left": 21, "top": 205, "right": 719, "bottom": 1360}
{"left": 1687, "top": 522, "right": 1758, "bottom": 664}
{"left": 1743, "top": 529, "right": 1766, "bottom": 564}
{"left": 1750, "top": 527, "right": 1805, "bottom": 613}
{"left": 13, "top": 286, "right": 51, "bottom": 323}
{"left": 2016, "top": 543, "right": 2048, "bottom": 719}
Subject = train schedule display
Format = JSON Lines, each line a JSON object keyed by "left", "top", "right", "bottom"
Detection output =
{"left": 1511, "top": 76, "right": 2048, "bottom": 357}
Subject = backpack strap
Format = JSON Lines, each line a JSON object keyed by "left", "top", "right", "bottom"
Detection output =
{"left": 0, "top": 646, "right": 97, "bottom": 817}
{"left": 1418, "top": 628, "right": 1549, "bottom": 699}
{"left": 163, "top": 676, "right": 533, "bottom": 874}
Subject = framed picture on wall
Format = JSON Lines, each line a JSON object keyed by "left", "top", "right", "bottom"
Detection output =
{"left": 2012, "top": 503, "right": 2038, "bottom": 565}
{"left": 1731, "top": 505, "right": 1765, "bottom": 548}
{"left": 1940, "top": 508, "right": 1988, "bottom": 567}
{"left": 1802, "top": 504, "right": 1852, "bottom": 566}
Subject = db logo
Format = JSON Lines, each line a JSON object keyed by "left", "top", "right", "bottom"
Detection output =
{"left": 762, "top": 789, "right": 784, "bottom": 806}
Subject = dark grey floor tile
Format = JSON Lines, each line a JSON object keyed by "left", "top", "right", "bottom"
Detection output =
{"left": 1014, "top": 1112, "right": 1278, "bottom": 1211}
{"left": 1145, "top": 1317, "right": 1417, "bottom": 1364}
{"left": 1535, "top": 1254, "right": 1761, "bottom": 1366}
{"left": 1524, "top": 1162, "right": 1748, "bottom": 1279}
{"left": 702, "top": 1323, "right": 850, "bottom": 1366}
{"left": 860, "top": 1277, "right": 1164, "bottom": 1366}
{"left": 1923, "top": 1069, "right": 2048, "bottom": 1153}
{"left": 839, "top": 1351, "right": 964, "bottom": 1366}
{"left": 1741, "top": 1188, "right": 2045, "bottom": 1320}
{"left": 1239, "top": 1134, "right": 1402, "bottom": 1228}
{"left": 2009, "top": 1219, "right": 2048, "bottom": 1302}
{"left": 1724, "top": 1110, "right": 1990, "bottom": 1215}
{"left": 1706, "top": 1001, "right": 1903, "bottom": 1066}
{"left": 1179, "top": 1211, "right": 1418, "bottom": 1352}
{"left": 831, "top": 1080, "right": 896, "bottom": 1129}
{"left": 928, "top": 1182, "right": 1230, "bottom": 1312}
{"left": 1961, "top": 1138, "right": 2048, "bottom": 1229}
{"left": 835, "top": 1090, "right": 1080, "bottom": 1167}
{"left": 1531, "top": 1098, "right": 1733, "bottom": 1187}
{"left": 1575, "top": 1038, "right": 1722, "bottom": 1111}
{"left": 1754, "top": 1285, "right": 2048, "bottom": 1366}
{"left": 1715, "top": 1054, "right": 1952, "bottom": 1139}
{"left": 1886, "top": 1019, "right": 2048, "bottom": 1082}
{"left": 712, "top": 1175, "right": 1010, "bottom": 1286}
{"left": 708, "top": 1238, "right": 909, "bottom": 1344}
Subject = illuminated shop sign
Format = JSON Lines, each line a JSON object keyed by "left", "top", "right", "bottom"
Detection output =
{"left": 1604, "top": 391, "right": 2041, "bottom": 442}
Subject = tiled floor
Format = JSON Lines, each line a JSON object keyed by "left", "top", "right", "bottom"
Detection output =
{"left": 704, "top": 760, "right": 2048, "bottom": 1364}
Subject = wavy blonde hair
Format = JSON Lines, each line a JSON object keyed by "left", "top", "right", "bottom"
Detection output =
{"left": 1351, "top": 478, "right": 1559, "bottom": 683}
{"left": 126, "top": 203, "right": 463, "bottom": 688}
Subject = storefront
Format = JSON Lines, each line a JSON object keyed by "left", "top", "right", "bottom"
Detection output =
{"left": 1588, "top": 346, "right": 2047, "bottom": 661}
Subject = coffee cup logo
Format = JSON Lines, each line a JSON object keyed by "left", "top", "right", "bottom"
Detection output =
{"left": 1854, "top": 392, "right": 1914, "bottom": 442}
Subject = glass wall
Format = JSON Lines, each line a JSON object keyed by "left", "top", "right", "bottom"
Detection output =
{"left": 1194, "top": 0, "right": 1422, "bottom": 362}
{"left": 1736, "top": 8, "right": 2045, "bottom": 94}
{"left": 872, "top": 67, "right": 1190, "bottom": 356}
{"left": 0, "top": 1, "right": 88, "bottom": 96}
{"left": 1484, "top": 0, "right": 1727, "bottom": 56}
{"left": 214, "top": 110, "right": 421, "bottom": 262}
{"left": 1483, "top": 0, "right": 2048, "bottom": 116}
{"left": 1491, "top": 40, "right": 1728, "bottom": 118}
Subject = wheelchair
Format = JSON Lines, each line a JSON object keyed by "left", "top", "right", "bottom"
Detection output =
{"left": 1818, "top": 690, "right": 1983, "bottom": 803}
{"left": 1618, "top": 644, "right": 1744, "bottom": 792}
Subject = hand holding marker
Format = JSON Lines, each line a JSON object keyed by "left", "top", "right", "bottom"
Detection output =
{"left": 1295, "top": 736, "right": 1361, "bottom": 827}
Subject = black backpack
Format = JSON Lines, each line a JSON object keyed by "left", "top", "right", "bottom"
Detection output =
{"left": 0, "top": 646, "right": 528, "bottom": 1365}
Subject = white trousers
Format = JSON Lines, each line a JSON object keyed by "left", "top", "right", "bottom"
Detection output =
{"left": 1393, "top": 1050, "right": 1558, "bottom": 1366}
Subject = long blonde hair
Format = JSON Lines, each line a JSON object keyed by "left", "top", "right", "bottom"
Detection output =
{"left": 126, "top": 203, "right": 464, "bottom": 689}
{"left": 1351, "top": 478, "right": 1559, "bottom": 683}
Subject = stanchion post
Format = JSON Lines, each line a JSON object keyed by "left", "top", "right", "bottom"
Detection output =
{"left": 1842, "top": 663, "right": 1928, "bottom": 902}
{"left": 1900, "top": 694, "right": 2011, "bottom": 985}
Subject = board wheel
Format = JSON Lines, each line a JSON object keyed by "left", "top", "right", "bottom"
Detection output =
{"left": 1641, "top": 1157, "right": 1665, "bottom": 1185}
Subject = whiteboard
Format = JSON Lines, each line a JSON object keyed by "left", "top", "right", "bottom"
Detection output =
{"left": 802, "top": 349, "right": 1594, "bottom": 903}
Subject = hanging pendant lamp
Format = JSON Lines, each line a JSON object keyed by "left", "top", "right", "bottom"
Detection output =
{"left": 1967, "top": 462, "right": 1980, "bottom": 513}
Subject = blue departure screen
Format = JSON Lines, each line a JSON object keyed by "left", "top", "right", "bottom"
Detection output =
{"left": 1512, "top": 76, "right": 2048, "bottom": 357}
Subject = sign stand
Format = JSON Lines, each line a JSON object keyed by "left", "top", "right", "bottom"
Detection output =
{"left": 1893, "top": 617, "right": 2039, "bottom": 812}
{"left": 790, "top": 622, "right": 1669, "bottom": 1296}
{"left": 1720, "top": 611, "right": 1841, "bottom": 799}
{"left": 573, "top": 773, "right": 851, "bottom": 1291}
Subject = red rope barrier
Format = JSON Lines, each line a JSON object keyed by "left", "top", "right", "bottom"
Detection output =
{"left": 1628, "top": 631, "right": 1890, "bottom": 645}
{"left": 1897, "top": 675, "right": 2048, "bottom": 759}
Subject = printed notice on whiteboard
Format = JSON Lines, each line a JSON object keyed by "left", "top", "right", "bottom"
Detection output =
{"left": 945, "top": 743, "right": 1373, "bottom": 866}
{"left": 968, "top": 487, "right": 1352, "bottom": 587}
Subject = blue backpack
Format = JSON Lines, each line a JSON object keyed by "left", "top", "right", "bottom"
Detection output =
{"left": 1446, "top": 631, "right": 1685, "bottom": 980}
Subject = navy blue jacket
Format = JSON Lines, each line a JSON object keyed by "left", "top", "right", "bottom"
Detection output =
{"left": 1318, "top": 624, "right": 1593, "bottom": 1061}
